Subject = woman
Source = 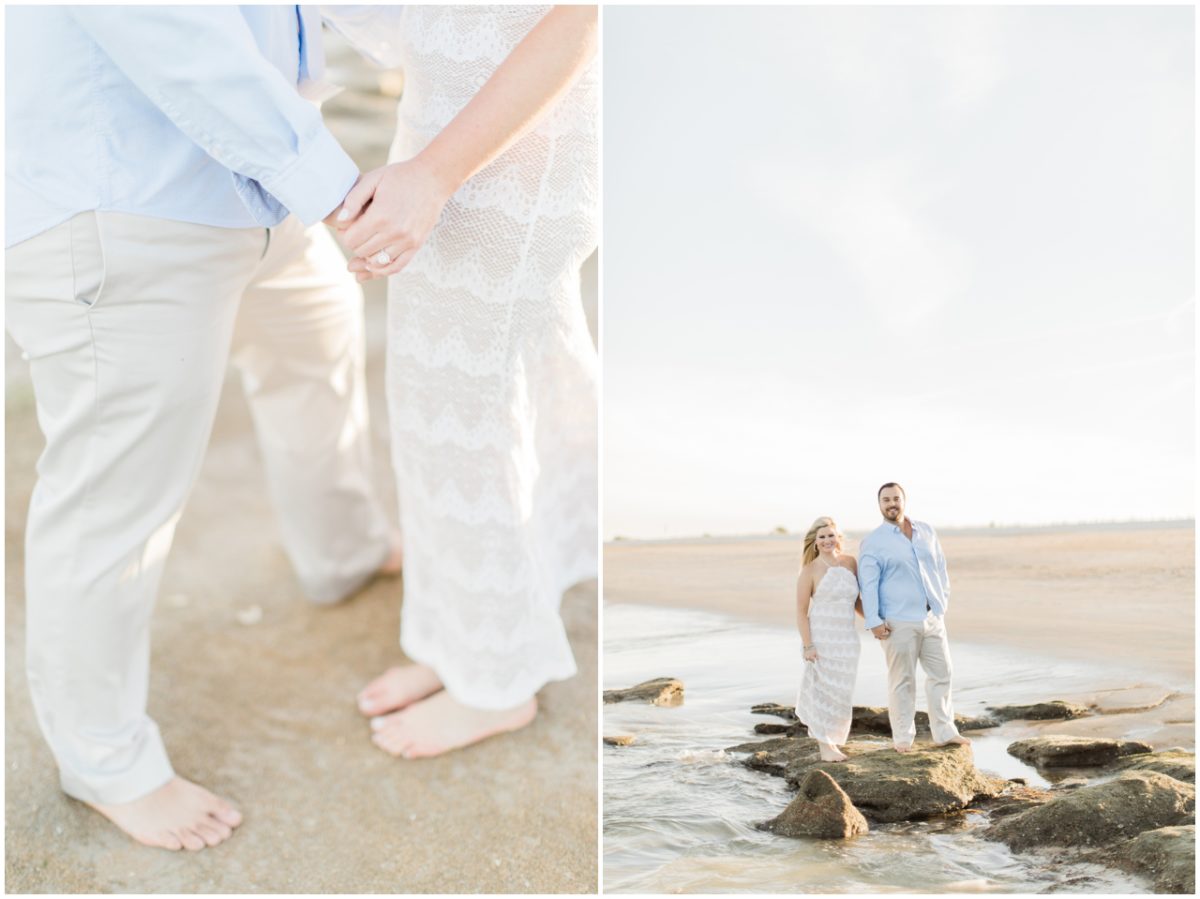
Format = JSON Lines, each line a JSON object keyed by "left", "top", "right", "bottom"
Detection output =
{"left": 795, "top": 517, "right": 863, "bottom": 762}
{"left": 324, "top": 6, "right": 598, "bottom": 758}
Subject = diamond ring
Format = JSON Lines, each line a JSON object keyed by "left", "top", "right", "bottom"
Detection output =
{"left": 374, "top": 251, "right": 391, "bottom": 266}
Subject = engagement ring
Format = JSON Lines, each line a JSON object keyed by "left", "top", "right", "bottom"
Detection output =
{"left": 374, "top": 251, "right": 391, "bottom": 265}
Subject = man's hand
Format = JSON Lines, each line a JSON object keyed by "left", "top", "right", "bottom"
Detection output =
{"left": 871, "top": 623, "right": 891, "bottom": 640}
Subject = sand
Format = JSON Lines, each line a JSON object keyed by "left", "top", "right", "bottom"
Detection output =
{"left": 5, "top": 35, "right": 597, "bottom": 894}
{"left": 604, "top": 525, "right": 1194, "bottom": 747}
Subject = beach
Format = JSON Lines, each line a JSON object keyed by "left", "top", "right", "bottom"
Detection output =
{"left": 602, "top": 524, "right": 1194, "bottom": 893}
{"left": 5, "top": 33, "right": 598, "bottom": 893}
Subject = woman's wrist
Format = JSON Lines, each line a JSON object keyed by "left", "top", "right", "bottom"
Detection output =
{"left": 412, "top": 144, "right": 469, "bottom": 200}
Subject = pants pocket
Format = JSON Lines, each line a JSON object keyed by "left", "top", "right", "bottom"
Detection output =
{"left": 70, "top": 212, "right": 107, "bottom": 308}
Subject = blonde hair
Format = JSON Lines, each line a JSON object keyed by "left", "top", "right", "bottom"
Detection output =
{"left": 802, "top": 517, "right": 842, "bottom": 566}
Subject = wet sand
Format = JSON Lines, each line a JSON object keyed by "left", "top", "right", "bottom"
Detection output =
{"left": 604, "top": 524, "right": 1194, "bottom": 745}
{"left": 5, "top": 35, "right": 597, "bottom": 894}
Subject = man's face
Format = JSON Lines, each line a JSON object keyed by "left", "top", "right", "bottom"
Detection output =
{"left": 879, "top": 487, "right": 905, "bottom": 522}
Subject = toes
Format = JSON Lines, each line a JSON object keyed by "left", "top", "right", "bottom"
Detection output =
{"left": 371, "top": 729, "right": 414, "bottom": 758}
{"left": 178, "top": 828, "right": 206, "bottom": 852}
{"left": 370, "top": 711, "right": 406, "bottom": 732}
{"left": 156, "top": 830, "right": 184, "bottom": 852}
{"left": 194, "top": 822, "right": 224, "bottom": 847}
{"left": 212, "top": 804, "right": 242, "bottom": 828}
{"left": 205, "top": 815, "right": 233, "bottom": 840}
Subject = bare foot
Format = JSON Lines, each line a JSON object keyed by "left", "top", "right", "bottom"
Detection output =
{"left": 369, "top": 691, "right": 538, "bottom": 759}
{"left": 378, "top": 532, "right": 404, "bottom": 576}
{"left": 357, "top": 663, "right": 443, "bottom": 716}
{"left": 937, "top": 735, "right": 973, "bottom": 747}
{"left": 894, "top": 743, "right": 913, "bottom": 753}
{"left": 818, "top": 742, "right": 848, "bottom": 762}
{"left": 88, "top": 776, "right": 242, "bottom": 852}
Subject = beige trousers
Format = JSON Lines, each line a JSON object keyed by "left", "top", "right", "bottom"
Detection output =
{"left": 6, "top": 211, "right": 392, "bottom": 805}
{"left": 881, "top": 612, "right": 961, "bottom": 745}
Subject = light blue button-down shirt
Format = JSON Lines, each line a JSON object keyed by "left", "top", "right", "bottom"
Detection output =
{"left": 858, "top": 518, "right": 950, "bottom": 629}
{"left": 5, "top": 5, "right": 358, "bottom": 248}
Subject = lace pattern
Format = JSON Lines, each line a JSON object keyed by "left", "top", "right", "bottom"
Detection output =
{"left": 383, "top": 6, "right": 597, "bottom": 709}
{"left": 795, "top": 566, "right": 861, "bottom": 744}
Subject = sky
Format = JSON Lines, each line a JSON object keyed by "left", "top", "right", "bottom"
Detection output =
{"left": 603, "top": 5, "right": 1195, "bottom": 538}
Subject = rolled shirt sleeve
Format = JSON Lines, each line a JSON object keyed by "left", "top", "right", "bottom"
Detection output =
{"left": 858, "top": 548, "right": 884, "bottom": 629}
{"left": 67, "top": 6, "right": 358, "bottom": 225}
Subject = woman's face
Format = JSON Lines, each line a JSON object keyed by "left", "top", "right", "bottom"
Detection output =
{"left": 815, "top": 525, "right": 839, "bottom": 554}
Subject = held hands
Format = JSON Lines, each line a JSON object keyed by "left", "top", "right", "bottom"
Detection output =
{"left": 328, "top": 158, "right": 456, "bottom": 282}
{"left": 803, "top": 646, "right": 819, "bottom": 663}
{"left": 871, "top": 623, "right": 892, "bottom": 641}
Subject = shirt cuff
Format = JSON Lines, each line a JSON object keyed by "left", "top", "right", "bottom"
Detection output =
{"left": 864, "top": 616, "right": 884, "bottom": 630}
{"left": 265, "top": 127, "right": 359, "bottom": 226}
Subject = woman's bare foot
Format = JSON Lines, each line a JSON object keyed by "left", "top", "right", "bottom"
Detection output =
{"left": 894, "top": 742, "right": 914, "bottom": 753}
{"left": 818, "top": 742, "right": 848, "bottom": 762}
{"left": 369, "top": 691, "right": 538, "bottom": 759}
{"left": 88, "top": 776, "right": 242, "bottom": 851}
{"left": 357, "top": 663, "right": 443, "bottom": 716}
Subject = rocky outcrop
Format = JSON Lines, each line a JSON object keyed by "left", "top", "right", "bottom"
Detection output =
{"left": 750, "top": 704, "right": 996, "bottom": 737}
{"left": 1113, "top": 749, "right": 1195, "bottom": 784}
{"left": 987, "top": 700, "right": 1090, "bottom": 721}
{"left": 751, "top": 703, "right": 797, "bottom": 721}
{"left": 728, "top": 737, "right": 1005, "bottom": 823}
{"left": 759, "top": 769, "right": 868, "bottom": 839}
{"left": 845, "top": 706, "right": 998, "bottom": 736}
{"left": 986, "top": 772, "right": 1195, "bottom": 851}
{"left": 1091, "top": 825, "right": 1196, "bottom": 894}
{"left": 603, "top": 678, "right": 684, "bottom": 706}
{"left": 1007, "top": 736, "right": 1153, "bottom": 768}
{"left": 603, "top": 735, "right": 636, "bottom": 746}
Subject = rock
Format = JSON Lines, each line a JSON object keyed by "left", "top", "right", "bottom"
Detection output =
{"left": 750, "top": 703, "right": 798, "bottom": 722}
{"left": 603, "top": 678, "right": 684, "bottom": 706}
{"left": 987, "top": 700, "right": 1090, "bottom": 721}
{"left": 1091, "top": 825, "right": 1195, "bottom": 894}
{"left": 603, "top": 735, "right": 636, "bottom": 746}
{"left": 1007, "top": 736, "right": 1153, "bottom": 768}
{"left": 760, "top": 769, "right": 869, "bottom": 839}
{"left": 987, "top": 772, "right": 1195, "bottom": 851}
{"left": 1113, "top": 750, "right": 1195, "bottom": 784}
{"left": 979, "top": 783, "right": 1055, "bottom": 820}
{"left": 728, "top": 738, "right": 1004, "bottom": 822}
{"left": 753, "top": 723, "right": 797, "bottom": 736}
{"left": 845, "top": 706, "right": 997, "bottom": 736}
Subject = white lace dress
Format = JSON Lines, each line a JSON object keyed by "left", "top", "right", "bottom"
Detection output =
{"left": 334, "top": 6, "right": 598, "bottom": 710}
{"left": 795, "top": 565, "right": 861, "bottom": 745}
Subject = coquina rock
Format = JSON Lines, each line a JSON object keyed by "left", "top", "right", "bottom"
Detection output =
{"left": 603, "top": 678, "right": 684, "bottom": 706}
{"left": 760, "top": 769, "right": 869, "bottom": 839}
{"left": 751, "top": 704, "right": 996, "bottom": 736}
{"left": 728, "top": 737, "right": 1005, "bottom": 823}
{"left": 1007, "top": 736, "right": 1152, "bottom": 768}
{"left": 986, "top": 772, "right": 1195, "bottom": 851}
{"left": 1090, "top": 825, "right": 1196, "bottom": 894}
{"left": 987, "top": 700, "right": 1090, "bottom": 721}
{"left": 603, "top": 735, "right": 636, "bottom": 746}
{"left": 1113, "top": 749, "right": 1195, "bottom": 784}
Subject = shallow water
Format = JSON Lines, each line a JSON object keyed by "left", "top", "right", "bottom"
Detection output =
{"left": 602, "top": 603, "right": 1156, "bottom": 894}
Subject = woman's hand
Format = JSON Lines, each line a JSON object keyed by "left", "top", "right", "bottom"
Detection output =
{"left": 804, "top": 646, "right": 819, "bottom": 663}
{"left": 334, "top": 157, "right": 456, "bottom": 281}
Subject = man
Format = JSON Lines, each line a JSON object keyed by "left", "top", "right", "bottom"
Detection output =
{"left": 858, "top": 483, "right": 970, "bottom": 752}
{"left": 6, "top": 7, "right": 397, "bottom": 851}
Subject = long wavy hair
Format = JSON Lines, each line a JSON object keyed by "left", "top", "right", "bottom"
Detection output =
{"left": 802, "top": 517, "right": 842, "bottom": 566}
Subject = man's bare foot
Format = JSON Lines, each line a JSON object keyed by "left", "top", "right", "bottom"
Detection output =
{"left": 357, "top": 663, "right": 443, "bottom": 716}
{"left": 88, "top": 776, "right": 242, "bottom": 852}
{"left": 369, "top": 691, "right": 538, "bottom": 759}
{"left": 378, "top": 533, "right": 404, "bottom": 576}
{"left": 894, "top": 743, "right": 913, "bottom": 753}
{"left": 818, "top": 742, "right": 848, "bottom": 762}
{"left": 937, "top": 735, "right": 973, "bottom": 747}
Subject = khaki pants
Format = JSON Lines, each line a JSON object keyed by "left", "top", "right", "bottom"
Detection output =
{"left": 6, "top": 211, "right": 392, "bottom": 805}
{"left": 881, "top": 612, "right": 960, "bottom": 745}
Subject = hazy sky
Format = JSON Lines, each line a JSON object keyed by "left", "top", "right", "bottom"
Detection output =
{"left": 603, "top": 5, "right": 1194, "bottom": 538}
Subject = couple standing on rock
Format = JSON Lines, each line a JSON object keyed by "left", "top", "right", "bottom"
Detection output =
{"left": 795, "top": 483, "right": 972, "bottom": 762}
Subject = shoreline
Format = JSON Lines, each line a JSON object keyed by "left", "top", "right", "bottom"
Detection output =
{"left": 603, "top": 524, "right": 1195, "bottom": 685}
